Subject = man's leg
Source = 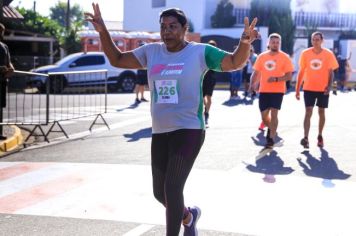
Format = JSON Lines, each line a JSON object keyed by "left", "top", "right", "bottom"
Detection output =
{"left": 134, "top": 84, "right": 140, "bottom": 103}
{"left": 317, "top": 107, "right": 326, "bottom": 147}
{"left": 304, "top": 107, "right": 313, "bottom": 138}
{"left": 139, "top": 85, "right": 148, "bottom": 101}
{"left": 261, "top": 109, "right": 271, "bottom": 129}
{"left": 318, "top": 107, "right": 325, "bottom": 136}
{"left": 139, "top": 85, "right": 144, "bottom": 98}
{"left": 270, "top": 108, "right": 279, "bottom": 139}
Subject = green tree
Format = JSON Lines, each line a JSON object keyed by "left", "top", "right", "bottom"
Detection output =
{"left": 49, "top": 1, "right": 84, "bottom": 30}
{"left": 211, "top": 0, "right": 236, "bottom": 28}
{"left": 49, "top": 1, "right": 84, "bottom": 54}
{"left": 250, "top": 0, "right": 295, "bottom": 55}
{"left": 5, "top": 8, "right": 63, "bottom": 38}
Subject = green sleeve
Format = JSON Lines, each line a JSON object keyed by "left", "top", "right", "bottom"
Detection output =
{"left": 204, "top": 45, "right": 228, "bottom": 72}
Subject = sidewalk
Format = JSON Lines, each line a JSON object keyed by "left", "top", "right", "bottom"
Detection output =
{"left": 0, "top": 125, "right": 24, "bottom": 155}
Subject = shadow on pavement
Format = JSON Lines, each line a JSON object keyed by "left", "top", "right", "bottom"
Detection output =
{"left": 245, "top": 151, "right": 294, "bottom": 175}
{"left": 222, "top": 97, "right": 255, "bottom": 107}
{"left": 297, "top": 148, "right": 351, "bottom": 182}
{"left": 251, "top": 130, "right": 266, "bottom": 146}
{"left": 116, "top": 101, "right": 141, "bottom": 112}
{"left": 123, "top": 127, "right": 152, "bottom": 142}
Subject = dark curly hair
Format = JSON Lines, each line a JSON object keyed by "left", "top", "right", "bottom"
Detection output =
{"left": 159, "top": 8, "right": 188, "bottom": 27}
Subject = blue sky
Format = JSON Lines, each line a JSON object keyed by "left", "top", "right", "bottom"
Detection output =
{"left": 11, "top": 0, "right": 124, "bottom": 21}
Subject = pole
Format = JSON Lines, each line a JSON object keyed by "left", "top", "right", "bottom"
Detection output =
{"left": 66, "top": 0, "right": 70, "bottom": 33}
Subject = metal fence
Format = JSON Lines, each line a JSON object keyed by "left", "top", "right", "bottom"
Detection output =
{"left": 1, "top": 69, "right": 109, "bottom": 143}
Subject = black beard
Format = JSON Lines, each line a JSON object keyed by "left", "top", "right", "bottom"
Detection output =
{"left": 270, "top": 48, "right": 278, "bottom": 52}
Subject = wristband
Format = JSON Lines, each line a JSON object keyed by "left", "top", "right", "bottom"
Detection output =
{"left": 275, "top": 77, "right": 278, "bottom": 82}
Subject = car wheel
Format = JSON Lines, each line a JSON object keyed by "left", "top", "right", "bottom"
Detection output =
{"left": 119, "top": 72, "right": 136, "bottom": 93}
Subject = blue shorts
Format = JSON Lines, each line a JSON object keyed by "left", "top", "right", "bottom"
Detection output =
{"left": 259, "top": 93, "right": 284, "bottom": 112}
{"left": 303, "top": 90, "right": 329, "bottom": 108}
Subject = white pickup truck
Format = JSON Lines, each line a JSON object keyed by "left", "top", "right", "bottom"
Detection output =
{"left": 29, "top": 51, "right": 137, "bottom": 93}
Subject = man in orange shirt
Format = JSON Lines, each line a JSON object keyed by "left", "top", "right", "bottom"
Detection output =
{"left": 250, "top": 33, "right": 294, "bottom": 148}
{"left": 295, "top": 31, "right": 339, "bottom": 148}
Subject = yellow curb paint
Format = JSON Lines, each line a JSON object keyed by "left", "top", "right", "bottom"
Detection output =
{"left": 0, "top": 126, "right": 23, "bottom": 152}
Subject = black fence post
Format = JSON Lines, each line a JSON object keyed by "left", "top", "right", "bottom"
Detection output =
{"left": 0, "top": 77, "right": 6, "bottom": 140}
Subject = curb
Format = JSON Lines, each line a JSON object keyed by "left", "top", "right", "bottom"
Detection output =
{"left": 0, "top": 125, "right": 24, "bottom": 153}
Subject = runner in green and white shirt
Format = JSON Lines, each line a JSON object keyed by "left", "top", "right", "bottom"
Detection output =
{"left": 86, "top": 5, "right": 259, "bottom": 236}
{"left": 133, "top": 41, "right": 227, "bottom": 133}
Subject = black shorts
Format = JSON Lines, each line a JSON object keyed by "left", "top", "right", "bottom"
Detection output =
{"left": 136, "top": 69, "right": 148, "bottom": 85}
{"left": 203, "top": 72, "right": 216, "bottom": 97}
{"left": 303, "top": 90, "right": 329, "bottom": 108}
{"left": 259, "top": 93, "right": 284, "bottom": 112}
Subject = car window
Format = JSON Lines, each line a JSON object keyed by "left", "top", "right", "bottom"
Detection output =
{"left": 72, "top": 55, "right": 105, "bottom": 67}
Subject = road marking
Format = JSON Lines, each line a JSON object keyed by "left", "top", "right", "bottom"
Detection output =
{"left": 0, "top": 162, "right": 52, "bottom": 181}
{"left": 122, "top": 224, "right": 155, "bottom": 236}
{"left": 1, "top": 161, "right": 355, "bottom": 235}
{"left": 0, "top": 170, "right": 90, "bottom": 213}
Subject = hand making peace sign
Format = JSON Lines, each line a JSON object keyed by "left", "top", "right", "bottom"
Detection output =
{"left": 240, "top": 17, "right": 259, "bottom": 44}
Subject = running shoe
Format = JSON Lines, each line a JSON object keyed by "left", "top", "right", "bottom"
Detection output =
{"left": 300, "top": 137, "right": 309, "bottom": 149}
{"left": 317, "top": 135, "right": 324, "bottom": 148}
{"left": 140, "top": 98, "right": 149, "bottom": 102}
{"left": 183, "top": 206, "right": 201, "bottom": 236}
{"left": 258, "top": 121, "right": 265, "bottom": 131}
{"left": 265, "top": 137, "right": 274, "bottom": 149}
{"left": 135, "top": 98, "right": 141, "bottom": 104}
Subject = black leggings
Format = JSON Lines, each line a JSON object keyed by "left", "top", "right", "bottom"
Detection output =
{"left": 151, "top": 129, "right": 205, "bottom": 236}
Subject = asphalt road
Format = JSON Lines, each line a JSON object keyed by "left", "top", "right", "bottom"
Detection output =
{"left": 1, "top": 90, "right": 356, "bottom": 236}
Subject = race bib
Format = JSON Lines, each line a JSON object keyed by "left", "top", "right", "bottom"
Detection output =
{"left": 154, "top": 80, "right": 178, "bottom": 104}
